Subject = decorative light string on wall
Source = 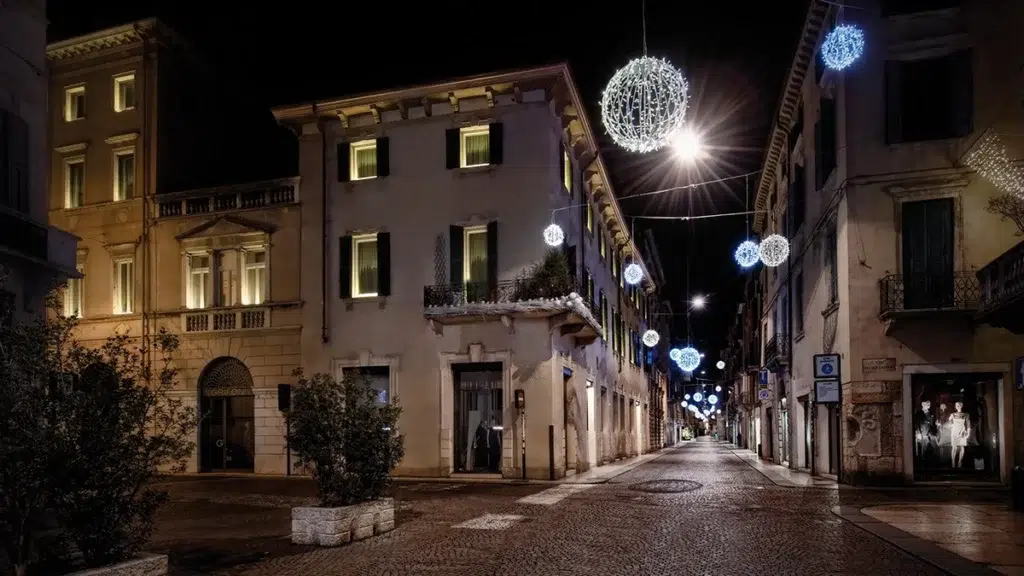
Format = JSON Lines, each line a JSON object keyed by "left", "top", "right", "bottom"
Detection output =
{"left": 965, "top": 131, "right": 1024, "bottom": 198}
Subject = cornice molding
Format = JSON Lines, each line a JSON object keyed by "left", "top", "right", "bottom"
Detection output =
{"left": 104, "top": 132, "right": 139, "bottom": 145}
{"left": 55, "top": 142, "right": 88, "bottom": 154}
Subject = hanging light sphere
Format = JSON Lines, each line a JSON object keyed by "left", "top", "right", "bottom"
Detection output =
{"left": 708, "top": 394, "right": 719, "bottom": 405}
{"left": 681, "top": 400, "right": 688, "bottom": 407}
{"left": 678, "top": 346, "right": 701, "bottom": 372}
{"left": 642, "top": 329, "right": 660, "bottom": 348}
{"left": 716, "top": 409, "right": 722, "bottom": 414}
{"left": 821, "top": 24, "right": 865, "bottom": 71}
{"left": 715, "top": 384, "right": 722, "bottom": 392}
{"left": 715, "top": 360, "right": 725, "bottom": 370}
{"left": 692, "top": 392, "right": 704, "bottom": 403}
{"left": 759, "top": 234, "right": 791, "bottom": 267}
{"left": 624, "top": 263, "right": 644, "bottom": 285}
{"left": 734, "top": 240, "right": 761, "bottom": 268}
{"left": 600, "top": 56, "right": 690, "bottom": 153}
{"left": 543, "top": 224, "right": 565, "bottom": 247}
{"left": 669, "top": 348, "right": 683, "bottom": 362}
{"left": 684, "top": 393, "right": 691, "bottom": 400}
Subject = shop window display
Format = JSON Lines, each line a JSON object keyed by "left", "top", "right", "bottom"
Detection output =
{"left": 911, "top": 373, "right": 1001, "bottom": 481}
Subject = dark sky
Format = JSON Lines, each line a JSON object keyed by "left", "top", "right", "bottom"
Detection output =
{"left": 48, "top": 1, "right": 809, "bottom": 366}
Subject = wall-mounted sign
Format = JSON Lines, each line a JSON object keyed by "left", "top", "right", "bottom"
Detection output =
{"left": 813, "top": 354, "right": 840, "bottom": 379}
{"left": 862, "top": 357, "right": 896, "bottom": 374}
{"left": 758, "top": 369, "right": 769, "bottom": 385}
{"left": 757, "top": 389, "right": 771, "bottom": 401}
{"left": 815, "top": 379, "right": 840, "bottom": 403}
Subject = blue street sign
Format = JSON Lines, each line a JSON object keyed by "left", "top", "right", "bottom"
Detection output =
{"left": 758, "top": 369, "right": 769, "bottom": 385}
{"left": 1016, "top": 356, "right": 1024, "bottom": 391}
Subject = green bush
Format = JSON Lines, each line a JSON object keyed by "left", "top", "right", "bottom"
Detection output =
{"left": 285, "top": 371, "right": 404, "bottom": 507}
{"left": 513, "top": 249, "right": 574, "bottom": 301}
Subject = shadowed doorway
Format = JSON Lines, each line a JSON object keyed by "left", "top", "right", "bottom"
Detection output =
{"left": 199, "top": 357, "right": 255, "bottom": 472}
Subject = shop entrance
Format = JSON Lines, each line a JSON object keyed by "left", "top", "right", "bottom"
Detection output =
{"left": 453, "top": 362, "right": 503, "bottom": 473}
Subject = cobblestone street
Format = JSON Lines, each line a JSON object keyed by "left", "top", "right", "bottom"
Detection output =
{"left": 152, "top": 438, "right": 1011, "bottom": 575}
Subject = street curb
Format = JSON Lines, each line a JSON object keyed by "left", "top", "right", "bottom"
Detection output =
{"left": 830, "top": 505, "right": 1002, "bottom": 576}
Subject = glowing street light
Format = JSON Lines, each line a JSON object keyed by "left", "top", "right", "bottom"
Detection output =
{"left": 691, "top": 295, "right": 706, "bottom": 309}
{"left": 672, "top": 128, "right": 704, "bottom": 163}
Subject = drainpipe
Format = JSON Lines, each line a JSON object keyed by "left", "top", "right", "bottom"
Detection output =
{"left": 136, "top": 22, "right": 152, "bottom": 370}
{"left": 318, "top": 110, "right": 329, "bottom": 344}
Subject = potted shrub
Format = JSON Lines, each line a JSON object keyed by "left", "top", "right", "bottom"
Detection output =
{"left": 0, "top": 289, "right": 196, "bottom": 576}
{"left": 286, "top": 371, "right": 404, "bottom": 547}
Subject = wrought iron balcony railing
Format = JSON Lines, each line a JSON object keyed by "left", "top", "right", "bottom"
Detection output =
{"left": 879, "top": 272, "right": 980, "bottom": 316}
{"left": 423, "top": 278, "right": 598, "bottom": 323}
{"left": 977, "top": 239, "right": 1024, "bottom": 310}
{"left": 764, "top": 333, "right": 788, "bottom": 367}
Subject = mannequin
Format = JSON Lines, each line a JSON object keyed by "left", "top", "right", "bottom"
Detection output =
{"left": 915, "top": 401, "right": 938, "bottom": 458}
{"left": 948, "top": 401, "right": 971, "bottom": 468}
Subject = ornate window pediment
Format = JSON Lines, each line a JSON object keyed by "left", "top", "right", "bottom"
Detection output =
{"left": 176, "top": 215, "right": 275, "bottom": 251}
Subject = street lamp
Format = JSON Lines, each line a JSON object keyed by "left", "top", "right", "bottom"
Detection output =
{"left": 672, "top": 128, "right": 704, "bottom": 163}
{"left": 691, "top": 295, "right": 706, "bottom": 309}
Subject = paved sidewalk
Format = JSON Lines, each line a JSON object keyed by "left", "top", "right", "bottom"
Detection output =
{"left": 728, "top": 445, "right": 839, "bottom": 488}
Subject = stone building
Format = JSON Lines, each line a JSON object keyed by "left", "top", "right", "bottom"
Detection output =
{"left": 273, "top": 64, "right": 664, "bottom": 480}
{"left": 0, "top": 0, "right": 78, "bottom": 320}
{"left": 46, "top": 19, "right": 296, "bottom": 473}
{"left": 748, "top": 0, "right": 1024, "bottom": 484}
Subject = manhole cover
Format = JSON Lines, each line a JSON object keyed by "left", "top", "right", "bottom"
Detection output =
{"left": 629, "top": 479, "right": 703, "bottom": 494}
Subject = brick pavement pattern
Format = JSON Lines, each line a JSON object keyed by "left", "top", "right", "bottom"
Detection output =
{"left": 218, "top": 439, "right": 945, "bottom": 576}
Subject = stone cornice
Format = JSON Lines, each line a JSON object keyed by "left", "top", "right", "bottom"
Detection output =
{"left": 46, "top": 18, "right": 187, "bottom": 63}
{"left": 55, "top": 142, "right": 88, "bottom": 154}
{"left": 104, "top": 132, "right": 139, "bottom": 146}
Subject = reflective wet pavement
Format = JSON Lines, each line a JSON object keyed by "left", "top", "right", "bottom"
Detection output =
{"left": 151, "top": 438, "right": 1010, "bottom": 575}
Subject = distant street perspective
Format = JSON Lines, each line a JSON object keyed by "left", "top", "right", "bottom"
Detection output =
{"left": 150, "top": 438, "right": 1017, "bottom": 575}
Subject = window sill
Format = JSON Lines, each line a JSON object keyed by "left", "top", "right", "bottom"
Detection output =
{"left": 821, "top": 301, "right": 839, "bottom": 317}
{"left": 343, "top": 295, "right": 389, "bottom": 310}
{"left": 455, "top": 165, "right": 496, "bottom": 177}
{"left": 65, "top": 117, "right": 85, "bottom": 123}
{"left": 57, "top": 197, "right": 143, "bottom": 214}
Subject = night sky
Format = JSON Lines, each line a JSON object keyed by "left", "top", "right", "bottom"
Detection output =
{"left": 48, "top": 0, "right": 810, "bottom": 364}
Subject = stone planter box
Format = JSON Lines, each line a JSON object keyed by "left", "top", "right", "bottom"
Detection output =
{"left": 65, "top": 553, "right": 167, "bottom": 576}
{"left": 292, "top": 498, "right": 395, "bottom": 546}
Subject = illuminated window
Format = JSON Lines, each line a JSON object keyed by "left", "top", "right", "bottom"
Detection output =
{"left": 464, "top": 226, "right": 488, "bottom": 283}
{"left": 113, "top": 149, "right": 135, "bottom": 201}
{"left": 113, "top": 73, "right": 136, "bottom": 112}
{"left": 63, "top": 265, "right": 84, "bottom": 318}
{"left": 113, "top": 259, "right": 134, "bottom": 315}
{"left": 562, "top": 150, "right": 572, "bottom": 192}
{"left": 352, "top": 235, "right": 378, "bottom": 298}
{"left": 187, "top": 254, "right": 210, "bottom": 309}
{"left": 586, "top": 202, "right": 593, "bottom": 234}
{"left": 65, "top": 86, "right": 85, "bottom": 121}
{"left": 242, "top": 249, "right": 267, "bottom": 305}
{"left": 350, "top": 140, "right": 378, "bottom": 180}
{"left": 460, "top": 125, "right": 490, "bottom": 168}
{"left": 64, "top": 157, "right": 84, "bottom": 208}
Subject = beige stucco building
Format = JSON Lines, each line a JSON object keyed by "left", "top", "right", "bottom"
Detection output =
{"left": 0, "top": 0, "right": 78, "bottom": 321}
{"left": 46, "top": 20, "right": 299, "bottom": 474}
{"left": 746, "top": 0, "right": 1024, "bottom": 485}
{"left": 273, "top": 65, "right": 667, "bottom": 480}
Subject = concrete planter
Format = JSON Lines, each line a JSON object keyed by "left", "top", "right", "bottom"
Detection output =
{"left": 65, "top": 553, "right": 167, "bottom": 576}
{"left": 292, "top": 498, "right": 395, "bottom": 546}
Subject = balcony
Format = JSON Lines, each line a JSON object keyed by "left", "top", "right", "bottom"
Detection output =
{"left": 0, "top": 206, "right": 78, "bottom": 277}
{"left": 764, "top": 333, "right": 788, "bottom": 369}
{"left": 423, "top": 278, "right": 600, "bottom": 343}
{"left": 181, "top": 307, "right": 269, "bottom": 333}
{"left": 156, "top": 177, "right": 299, "bottom": 218}
{"left": 878, "top": 272, "right": 980, "bottom": 334}
{"left": 977, "top": 240, "right": 1024, "bottom": 334}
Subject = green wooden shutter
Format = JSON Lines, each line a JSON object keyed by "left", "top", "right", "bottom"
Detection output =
{"left": 337, "top": 142, "right": 351, "bottom": 182}
{"left": 489, "top": 123, "right": 504, "bottom": 165}
{"left": 486, "top": 220, "right": 498, "bottom": 290}
{"left": 339, "top": 236, "right": 353, "bottom": 299}
{"left": 445, "top": 129, "right": 459, "bottom": 170}
{"left": 377, "top": 232, "right": 391, "bottom": 297}
{"left": 449, "top": 225, "right": 463, "bottom": 284}
{"left": 376, "top": 137, "right": 390, "bottom": 178}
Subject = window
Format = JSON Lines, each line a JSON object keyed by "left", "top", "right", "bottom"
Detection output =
{"left": 113, "top": 150, "right": 135, "bottom": 201}
{"left": 585, "top": 270, "right": 594, "bottom": 307}
{"left": 64, "top": 86, "right": 86, "bottom": 121}
{"left": 350, "top": 140, "right": 378, "bottom": 180}
{"left": 113, "top": 259, "right": 134, "bottom": 315}
{"left": 65, "top": 157, "right": 84, "bottom": 208}
{"left": 902, "top": 198, "right": 955, "bottom": 309}
{"left": 352, "top": 235, "right": 379, "bottom": 298}
{"left": 343, "top": 366, "right": 390, "bottom": 404}
{"left": 64, "top": 265, "right": 84, "bottom": 318}
{"left": 113, "top": 73, "right": 136, "bottom": 112}
{"left": 599, "top": 230, "right": 606, "bottom": 260}
{"left": 242, "top": 249, "right": 267, "bottom": 305}
{"left": 562, "top": 149, "right": 572, "bottom": 193}
{"left": 187, "top": 254, "right": 210, "bottom": 309}
{"left": 586, "top": 202, "right": 594, "bottom": 234}
{"left": 814, "top": 97, "right": 836, "bottom": 190}
{"left": 790, "top": 164, "right": 806, "bottom": 232}
{"left": 612, "top": 257, "right": 618, "bottom": 281}
{"left": 460, "top": 125, "right": 490, "bottom": 168}
{"left": 826, "top": 226, "right": 839, "bottom": 305}
{"left": 795, "top": 273, "right": 804, "bottom": 334}
{"left": 464, "top": 226, "right": 488, "bottom": 283}
{"left": 886, "top": 51, "right": 973, "bottom": 144}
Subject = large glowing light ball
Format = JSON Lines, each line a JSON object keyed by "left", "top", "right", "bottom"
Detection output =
{"left": 693, "top": 392, "right": 703, "bottom": 403}
{"left": 669, "top": 348, "right": 683, "bottom": 362}
{"left": 624, "top": 263, "right": 644, "bottom": 285}
{"left": 759, "top": 234, "right": 790, "bottom": 267}
{"left": 715, "top": 360, "right": 726, "bottom": 370}
{"left": 734, "top": 240, "right": 760, "bottom": 268}
{"left": 821, "top": 24, "right": 865, "bottom": 71}
{"left": 678, "top": 346, "right": 701, "bottom": 372}
{"left": 600, "top": 56, "right": 690, "bottom": 153}
{"left": 543, "top": 224, "right": 565, "bottom": 247}
{"left": 708, "top": 394, "right": 718, "bottom": 405}
{"left": 642, "top": 329, "right": 660, "bottom": 348}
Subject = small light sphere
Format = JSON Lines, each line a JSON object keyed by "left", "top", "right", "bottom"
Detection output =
{"left": 703, "top": 408, "right": 711, "bottom": 416}
{"left": 681, "top": 400, "right": 688, "bottom": 407}
{"left": 716, "top": 409, "right": 722, "bottom": 414}
{"left": 642, "top": 329, "right": 660, "bottom": 348}
{"left": 624, "top": 263, "right": 644, "bottom": 285}
{"left": 693, "top": 392, "right": 703, "bottom": 403}
{"left": 821, "top": 24, "right": 865, "bottom": 71}
{"left": 715, "top": 384, "right": 722, "bottom": 392}
{"left": 734, "top": 240, "right": 761, "bottom": 268}
{"left": 678, "top": 346, "right": 701, "bottom": 372}
{"left": 684, "top": 393, "right": 691, "bottom": 400}
{"left": 669, "top": 348, "right": 683, "bottom": 362}
{"left": 601, "top": 56, "right": 690, "bottom": 153}
{"left": 708, "top": 394, "right": 718, "bottom": 405}
{"left": 543, "top": 224, "right": 565, "bottom": 247}
{"left": 692, "top": 295, "right": 706, "bottom": 308}
{"left": 759, "top": 234, "right": 790, "bottom": 267}
{"left": 715, "top": 360, "right": 726, "bottom": 370}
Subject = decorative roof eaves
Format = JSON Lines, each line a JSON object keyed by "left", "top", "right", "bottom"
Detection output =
{"left": 45, "top": 18, "right": 184, "bottom": 63}
{"left": 753, "top": 1, "right": 829, "bottom": 233}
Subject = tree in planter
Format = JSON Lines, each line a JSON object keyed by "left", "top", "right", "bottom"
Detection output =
{"left": 513, "top": 250, "right": 574, "bottom": 301}
{"left": 285, "top": 371, "right": 404, "bottom": 507}
{"left": 0, "top": 285, "right": 197, "bottom": 574}
{"left": 986, "top": 194, "right": 1024, "bottom": 236}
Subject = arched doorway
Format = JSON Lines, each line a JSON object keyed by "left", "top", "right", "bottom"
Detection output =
{"left": 199, "top": 357, "right": 255, "bottom": 472}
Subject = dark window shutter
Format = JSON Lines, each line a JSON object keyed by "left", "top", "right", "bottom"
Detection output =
{"left": 901, "top": 198, "right": 954, "bottom": 309}
{"left": 821, "top": 97, "right": 836, "bottom": 180}
{"left": 376, "top": 137, "right": 390, "bottom": 177}
{"left": 951, "top": 49, "right": 973, "bottom": 137}
{"left": 337, "top": 142, "right": 351, "bottom": 182}
{"left": 884, "top": 60, "right": 903, "bottom": 144}
{"left": 339, "top": 235, "right": 353, "bottom": 299}
{"left": 486, "top": 220, "right": 498, "bottom": 289}
{"left": 377, "top": 232, "right": 391, "bottom": 297}
{"left": 445, "top": 128, "right": 459, "bottom": 170}
{"left": 814, "top": 120, "right": 824, "bottom": 190}
{"left": 6, "top": 112, "right": 28, "bottom": 212}
{"left": 449, "top": 225, "right": 463, "bottom": 284}
{"left": 489, "top": 122, "right": 504, "bottom": 165}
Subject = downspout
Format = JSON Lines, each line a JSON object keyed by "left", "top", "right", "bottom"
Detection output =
{"left": 136, "top": 22, "right": 151, "bottom": 370}
{"left": 319, "top": 109, "right": 329, "bottom": 343}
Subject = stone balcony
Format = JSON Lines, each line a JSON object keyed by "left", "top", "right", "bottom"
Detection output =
{"left": 156, "top": 177, "right": 300, "bottom": 219}
{"left": 977, "top": 239, "right": 1024, "bottom": 334}
{"left": 878, "top": 271, "right": 980, "bottom": 334}
{"left": 181, "top": 306, "right": 271, "bottom": 333}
